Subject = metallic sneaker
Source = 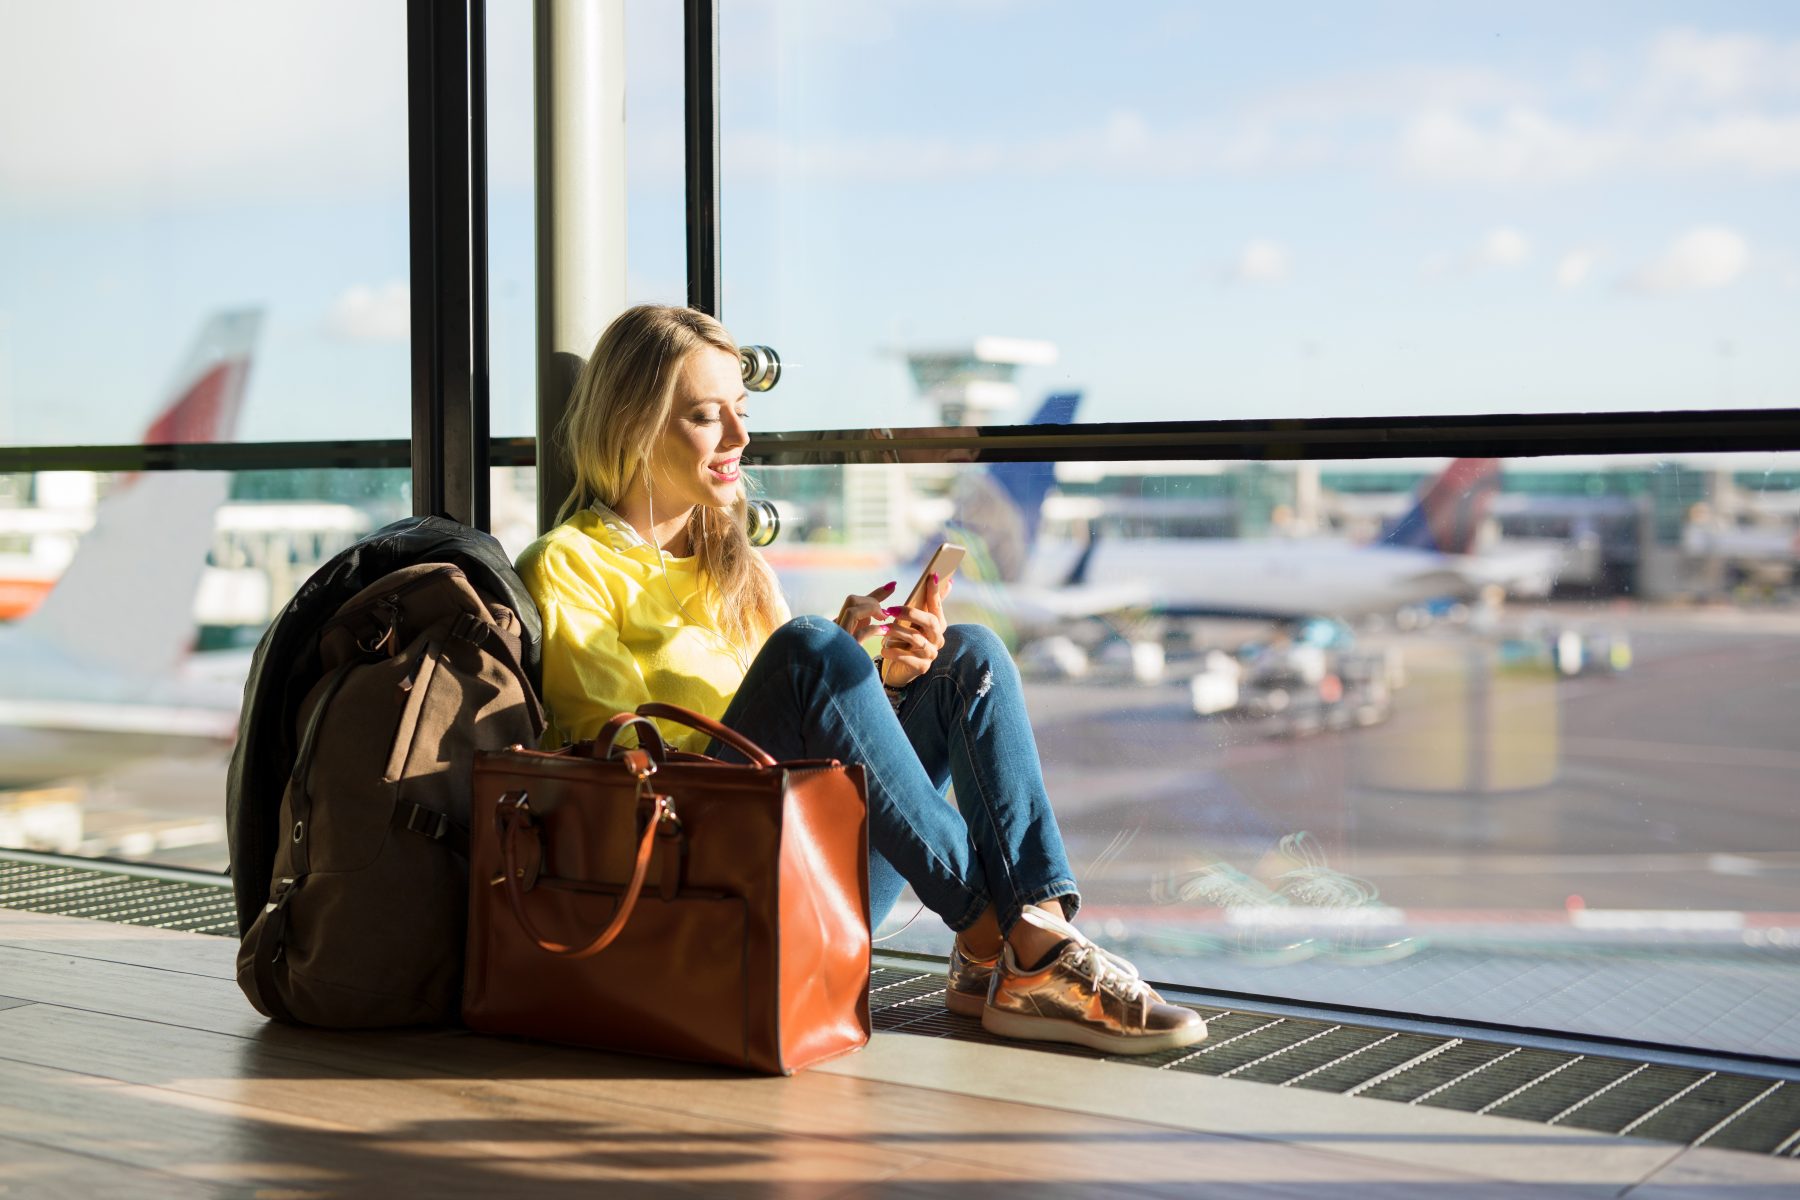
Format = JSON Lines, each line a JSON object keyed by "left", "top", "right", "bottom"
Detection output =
{"left": 981, "top": 908, "right": 1207, "bottom": 1055}
{"left": 944, "top": 938, "right": 999, "bottom": 1017}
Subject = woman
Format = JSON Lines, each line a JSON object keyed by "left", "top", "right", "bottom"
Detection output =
{"left": 517, "top": 304, "right": 1204, "bottom": 1055}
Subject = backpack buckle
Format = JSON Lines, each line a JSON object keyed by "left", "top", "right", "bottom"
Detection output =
{"left": 402, "top": 803, "right": 451, "bottom": 841}
{"left": 450, "top": 611, "right": 490, "bottom": 648}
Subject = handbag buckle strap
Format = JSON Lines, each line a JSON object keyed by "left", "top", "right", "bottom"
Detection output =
{"left": 492, "top": 791, "right": 542, "bottom": 891}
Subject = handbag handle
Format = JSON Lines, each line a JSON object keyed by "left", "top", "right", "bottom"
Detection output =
{"left": 591, "top": 712, "right": 670, "bottom": 762}
{"left": 496, "top": 790, "right": 669, "bottom": 959}
{"left": 637, "top": 701, "right": 777, "bottom": 767}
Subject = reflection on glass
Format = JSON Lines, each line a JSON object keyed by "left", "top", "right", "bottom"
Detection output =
{"left": 751, "top": 448, "right": 1800, "bottom": 1059}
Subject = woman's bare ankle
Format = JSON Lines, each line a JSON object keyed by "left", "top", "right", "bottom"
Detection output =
{"left": 1003, "top": 900, "right": 1071, "bottom": 969}
{"left": 956, "top": 905, "right": 1003, "bottom": 960}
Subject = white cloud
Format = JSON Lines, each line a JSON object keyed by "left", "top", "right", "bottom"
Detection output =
{"left": 1643, "top": 28, "right": 1800, "bottom": 106}
{"left": 1252, "top": 65, "right": 1535, "bottom": 122}
{"left": 1556, "top": 249, "right": 1600, "bottom": 289}
{"left": 1394, "top": 29, "right": 1800, "bottom": 185}
{"left": 1475, "top": 227, "right": 1531, "bottom": 269}
{"left": 1400, "top": 107, "right": 1616, "bottom": 183}
{"left": 1665, "top": 114, "right": 1800, "bottom": 175}
{"left": 1421, "top": 228, "right": 1537, "bottom": 280}
{"left": 1102, "top": 110, "right": 1154, "bottom": 157}
{"left": 1627, "top": 227, "right": 1750, "bottom": 293}
{"left": 1229, "top": 239, "right": 1290, "bottom": 285}
{"left": 327, "top": 283, "right": 410, "bottom": 342}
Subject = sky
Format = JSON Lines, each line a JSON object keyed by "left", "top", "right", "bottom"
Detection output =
{"left": 0, "top": 0, "right": 1797, "bottom": 449}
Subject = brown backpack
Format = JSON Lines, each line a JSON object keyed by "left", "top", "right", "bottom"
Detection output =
{"left": 237, "top": 562, "right": 545, "bottom": 1027}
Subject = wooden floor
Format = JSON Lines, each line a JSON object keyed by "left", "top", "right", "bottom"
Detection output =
{"left": 2, "top": 909, "right": 1797, "bottom": 1198}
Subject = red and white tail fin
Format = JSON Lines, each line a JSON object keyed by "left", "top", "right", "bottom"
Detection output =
{"left": 139, "top": 309, "right": 259, "bottom": 445}
{"left": 19, "top": 309, "right": 261, "bottom": 678}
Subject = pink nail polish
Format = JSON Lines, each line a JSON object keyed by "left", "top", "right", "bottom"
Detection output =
{"left": 930, "top": 573, "right": 939, "bottom": 584}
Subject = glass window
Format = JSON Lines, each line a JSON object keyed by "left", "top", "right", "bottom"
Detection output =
{"left": 487, "top": 0, "right": 538, "bottom": 439}
{"left": 0, "top": 467, "right": 408, "bottom": 868}
{"left": 624, "top": 0, "right": 690, "bottom": 312}
{"left": 751, "top": 448, "right": 1800, "bottom": 1058}
{"left": 0, "top": 1, "right": 411, "bottom": 445}
{"left": 700, "top": 2, "right": 1800, "bottom": 431}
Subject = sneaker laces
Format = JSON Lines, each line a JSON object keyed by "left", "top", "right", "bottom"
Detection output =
{"left": 1016, "top": 906, "right": 1152, "bottom": 1017}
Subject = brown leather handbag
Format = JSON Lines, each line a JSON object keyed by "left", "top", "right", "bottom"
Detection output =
{"left": 462, "top": 701, "right": 872, "bottom": 1075}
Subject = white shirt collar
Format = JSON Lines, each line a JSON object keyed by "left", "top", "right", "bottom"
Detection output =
{"left": 588, "top": 500, "right": 649, "bottom": 552}
{"left": 590, "top": 499, "right": 696, "bottom": 562}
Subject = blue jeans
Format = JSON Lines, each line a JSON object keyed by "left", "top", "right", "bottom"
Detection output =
{"left": 709, "top": 617, "right": 1079, "bottom": 935}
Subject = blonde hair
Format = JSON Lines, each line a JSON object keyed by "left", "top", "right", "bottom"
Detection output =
{"left": 555, "top": 304, "right": 784, "bottom": 654}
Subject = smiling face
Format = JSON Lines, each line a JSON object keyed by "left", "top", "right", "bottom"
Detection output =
{"left": 644, "top": 346, "right": 749, "bottom": 517}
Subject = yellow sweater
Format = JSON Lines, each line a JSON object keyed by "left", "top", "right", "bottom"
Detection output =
{"left": 516, "top": 505, "right": 789, "bottom": 754}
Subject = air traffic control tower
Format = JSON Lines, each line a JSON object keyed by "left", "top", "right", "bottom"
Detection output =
{"left": 839, "top": 338, "right": 1058, "bottom": 551}
{"left": 902, "top": 336, "right": 1058, "bottom": 426}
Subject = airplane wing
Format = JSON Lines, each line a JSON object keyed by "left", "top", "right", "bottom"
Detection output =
{"left": 1453, "top": 544, "right": 1568, "bottom": 599}
{"left": 0, "top": 697, "right": 238, "bottom": 740}
{"left": 1397, "top": 566, "right": 1483, "bottom": 595}
{"left": 990, "top": 579, "right": 1158, "bottom": 625}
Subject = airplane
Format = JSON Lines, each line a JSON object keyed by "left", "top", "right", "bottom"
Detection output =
{"left": 943, "top": 398, "right": 1566, "bottom": 637}
{"left": 0, "top": 310, "right": 260, "bottom": 788}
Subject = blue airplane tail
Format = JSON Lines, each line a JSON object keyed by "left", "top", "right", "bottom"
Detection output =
{"left": 943, "top": 392, "right": 1080, "bottom": 583}
{"left": 1380, "top": 458, "right": 1501, "bottom": 555}
{"left": 984, "top": 392, "right": 1080, "bottom": 547}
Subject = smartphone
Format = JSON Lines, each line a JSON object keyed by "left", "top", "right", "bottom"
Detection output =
{"left": 881, "top": 543, "right": 965, "bottom": 684}
{"left": 899, "top": 542, "right": 965, "bottom": 608}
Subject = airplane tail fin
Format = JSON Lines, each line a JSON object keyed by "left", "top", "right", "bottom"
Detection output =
{"left": 985, "top": 392, "right": 1079, "bottom": 548}
{"left": 947, "top": 392, "right": 1080, "bottom": 581}
{"left": 1380, "top": 458, "right": 1501, "bottom": 556}
{"left": 19, "top": 309, "right": 260, "bottom": 677}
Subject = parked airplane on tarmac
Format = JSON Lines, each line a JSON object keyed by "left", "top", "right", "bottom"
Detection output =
{"left": 0, "top": 310, "right": 260, "bottom": 788}
{"left": 947, "top": 398, "right": 1565, "bottom": 636}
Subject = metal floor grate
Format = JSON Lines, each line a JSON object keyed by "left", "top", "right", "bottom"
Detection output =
{"left": 869, "top": 962, "right": 1800, "bottom": 1156}
{"left": 3, "top": 852, "right": 1795, "bottom": 1156}
{"left": 0, "top": 855, "right": 238, "bottom": 937}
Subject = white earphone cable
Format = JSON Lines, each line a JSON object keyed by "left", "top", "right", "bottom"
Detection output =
{"left": 641, "top": 474, "right": 749, "bottom": 674}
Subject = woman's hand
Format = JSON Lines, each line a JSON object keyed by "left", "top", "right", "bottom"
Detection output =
{"left": 835, "top": 580, "right": 897, "bottom": 641}
{"left": 878, "top": 574, "right": 953, "bottom": 690}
